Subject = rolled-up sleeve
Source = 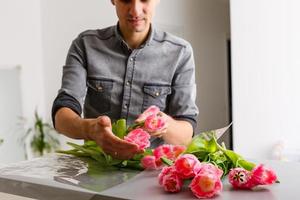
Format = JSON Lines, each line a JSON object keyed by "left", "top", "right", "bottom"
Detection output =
{"left": 51, "top": 36, "right": 87, "bottom": 126}
{"left": 167, "top": 43, "right": 199, "bottom": 131}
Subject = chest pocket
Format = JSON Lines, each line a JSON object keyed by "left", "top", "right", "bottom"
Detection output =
{"left": 142, "top": 84, "right": 171, "bottom": 112}
{"left": 86, "top": 78, "right": 113, "bottom": 115}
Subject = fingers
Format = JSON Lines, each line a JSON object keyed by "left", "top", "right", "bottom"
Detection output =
{"left": 97, "top": 128, "right": 142, "bottom": 159}
{"left": 149, "top": 128, "right": 167, "bottom": 138}
{"left": 93, "top": 116, "right": 145, "bottom": 159}
{"left": 147, "top": 123, "right": 168, "bottom": 137}
{"left": 104, "top": 141, "right": 141, "bottom": 160}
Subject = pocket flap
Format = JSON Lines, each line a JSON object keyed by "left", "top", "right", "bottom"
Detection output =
{"left": 87, "top": 78, "right": 113, "bottom": 92}
{"left": 143, "top": 84, "right": 171, "bottom": 98}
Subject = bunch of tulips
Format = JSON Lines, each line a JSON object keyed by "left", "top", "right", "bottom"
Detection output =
{"left": 60, "top": 105, "right": 278, "bottom": 199}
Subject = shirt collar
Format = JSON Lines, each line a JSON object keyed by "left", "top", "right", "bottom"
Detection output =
{"left": 114, "top": 22, "right": 154, "bottom": 50}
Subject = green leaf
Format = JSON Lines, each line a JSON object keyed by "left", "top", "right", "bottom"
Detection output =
{"left": 193, "top": 151, "right": 210, "bottom": 161}
{"left": 112, "top": 119, "right": 127, "bottom": 139}
{"left": 107, "top": 157, "right": 123, "bottom": 166}
{"left": 208, "top": 151, "right": 227, "bottom": 164}
{"left": 143, "top": 148, "right": 153, "bottom": 156}
{"left": 122, "top": 160, "right": 143, "bottom": 170}
{"left": 83, "top": 140, "right": 97, "bottom": 147}
{"left": 161, "top": 157, "right": 173, "bottom": 166}
{"left": 223, "top": 149, "right": 242, "bottom": 167}
{"left": 66, "top": 142, "right": 107, "bottom": 165}
{"left": 186, "top": 134, "right": 208, "bottom": 153}
{"left": 237, "top": 159, "right": 256, "bottom": 171}
{"left": 56, "top": 149, "right": 90, "bottom": 157}
{"left": 200, "top": 131, "right": 215, "bottom": 141}
{"left": 127, "top": 121, "right": 144, "bottom": 133}
{"left": 132, "top": 153, "right": 144, "bottom": 161}
{"left": 206, "top": 138, "right": 218, "bottom": 153}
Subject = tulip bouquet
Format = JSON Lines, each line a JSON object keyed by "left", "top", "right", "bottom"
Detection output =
{"left": 59, "top": 105, "right": 278, "bottom": 199}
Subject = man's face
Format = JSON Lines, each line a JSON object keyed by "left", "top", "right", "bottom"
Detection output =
{"left": 111, "top": 0, "right": 159, "bottom": 34}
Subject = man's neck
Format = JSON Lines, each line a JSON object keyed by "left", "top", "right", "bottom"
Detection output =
{"left": 120, "top": 25, "right": 150, "bottom": 49}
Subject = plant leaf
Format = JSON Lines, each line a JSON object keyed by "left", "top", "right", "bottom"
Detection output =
{"left": 161, "top": 157, "right": 173, "bottom": 166}
{"left": 223, "top": 149, "right": 240, "bottom": 166}
{"left": 206, "top": 138, "right": 218, "bottom": 153}
{"left": 66, "top": 142, "right": 107, "bottom": 165}
{"left": 186, "top": 134, "right": 208, "bottom": 153}
{"left": 237, "top": 159, "right": 256, "bottom": 171}
{"left": 112, "top": 119, "right": 127, "bottom": 139}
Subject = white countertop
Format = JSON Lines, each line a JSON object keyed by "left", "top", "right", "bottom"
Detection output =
{"left": 0, "top": 154, "right": 298, "bottom": 200}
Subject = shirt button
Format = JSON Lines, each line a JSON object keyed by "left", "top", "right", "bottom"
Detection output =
{"left": 155, "top": 92, "right": 160, "bottom": 96}
{"left": 129, "top": 58, "right": 133, "bottom": 62}
{"left": 96, "top": 86, "right": 103, "bottom": 91}
{"left": 126, "top": 81, "right": 130, "bottom": 86}
{"left": 124, "top": 104, "right": 128, "bottom": 109}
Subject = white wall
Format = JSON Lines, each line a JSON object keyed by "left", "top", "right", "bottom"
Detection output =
{"left": 0, "top": 0, "right": 45, "bottom": 163}
{"left": 0, "top": 0, "right": 45, "bottom": 118}
{"left": 0, "top": 67, "right": 24, "bottom": 163}
{"left": 231, "top": 0, "right": 300, "bottom": 159}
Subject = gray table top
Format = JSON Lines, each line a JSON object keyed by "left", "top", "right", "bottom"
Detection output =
{"left": 0, "top": 154, "right": 299, "bottom": 200}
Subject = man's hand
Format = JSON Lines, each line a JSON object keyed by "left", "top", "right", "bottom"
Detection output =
{"left": 55, "top": 108, "right": 143, "bottom": 160}
{"left": 87, "top": 116, "right": 143, "bottom": 160}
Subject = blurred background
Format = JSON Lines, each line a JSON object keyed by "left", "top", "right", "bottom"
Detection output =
{"left": 0, "top": 0, "right": 299, "bottom": 164}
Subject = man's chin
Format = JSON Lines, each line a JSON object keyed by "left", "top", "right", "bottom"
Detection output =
{"left": 126, "top": 26, "right": 144, "bottom": 33}
{"left": 131, "top": 24, "right": 150, "bottom": 33}
{"left": 133, "top": 28, "right": 146, "bottom": 33}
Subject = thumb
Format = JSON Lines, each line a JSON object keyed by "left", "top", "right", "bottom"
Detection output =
{"left": 97, "top": 116, "right": 112, "bottom": 128}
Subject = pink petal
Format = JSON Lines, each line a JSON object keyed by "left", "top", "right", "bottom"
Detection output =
{"left": 124, "top": 128, "right": 150, "bottom": 150}
{"left": 136, "top": 105, "right": 160, "bottom": 123}
{"left": 198, "top": 163, "right": 223, "bottom": 179}
{"left": 158, "top": 166, "right": 183, "bottom": 193}
{"left": 144, "top": 114, "right": 166, "bottom": 132}
{"left": 190, "top": 171, "right": 222, "bottom": 198}
{"left": 141, "top": 155, "right": 158, "bottom": 170}
{"left": 228, "top": 168, "right": 254, "bottom": 189}
{"left": 174, "top": 154, "right": 201, "bottom": 179}
{"left": 251, "top": 164, "right": 277, "bottom": 185}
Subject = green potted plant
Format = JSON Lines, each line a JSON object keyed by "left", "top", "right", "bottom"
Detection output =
{"left": 24, "top": 110, "right": 60, "bottom": 158}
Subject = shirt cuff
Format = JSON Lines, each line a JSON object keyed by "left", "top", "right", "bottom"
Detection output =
{"left": 172, "top": 115, "right": 197, "bottom": 136}
{"left": 51, "top": 92, "right": 82, "bottom": 128}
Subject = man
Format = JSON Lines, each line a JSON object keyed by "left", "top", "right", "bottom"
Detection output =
{"left": 52, "top": 0, "right": 198, "bottom": 160}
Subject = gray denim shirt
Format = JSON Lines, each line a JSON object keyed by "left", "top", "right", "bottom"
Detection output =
{"left": 52, "top": 24, "right": 198, "bottom": 140}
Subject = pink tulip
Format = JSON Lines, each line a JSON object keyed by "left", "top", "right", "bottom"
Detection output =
{"left": 144, "top": 114, "right": 166, "bottom": 132}
{"left": 198, "top": 163, "right": 223, "bottom": 179}
{"left": 153, "top": 144, "right": 186, "bottom": 167}
{"left": 141, "top": 155, "right": 157, "bottom": 170}
{"left": 136, "top": 105, "right": 160, "bottom": 123}
{"left": 174, "top": 154, "right": 201, "bottom": 179}
{"left": 154, "top": 144, "right": 173, "bottom": 159}
{"left": 189, "top": 170, "right": 223, "bottom": 198}
{"left": 229, "top": 168, "right": 253, "bottom": 189}
{"left": 153, "top": 145, "right": 173, "bottom": 167}
{"left": 158, "top": 166, "right": 183, "bottom": 193}
{"left": 124, "top": 128, "right": 150, "bottom": 150}
{"left": 172, "top": 145, "right": 187, "bottom": 158}
{"left": 251, "top": 164, "right": 277, "bottom": 185}
{"left": 229, "top": 164, "right": 277, "bottom": 189}
{"left": 158, "top": 166, "right": 174, "bottom": 185}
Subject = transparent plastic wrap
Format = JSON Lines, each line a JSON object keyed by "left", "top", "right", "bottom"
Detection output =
{"left": 0, "top": 154, "right": 140, "bottom": 193}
